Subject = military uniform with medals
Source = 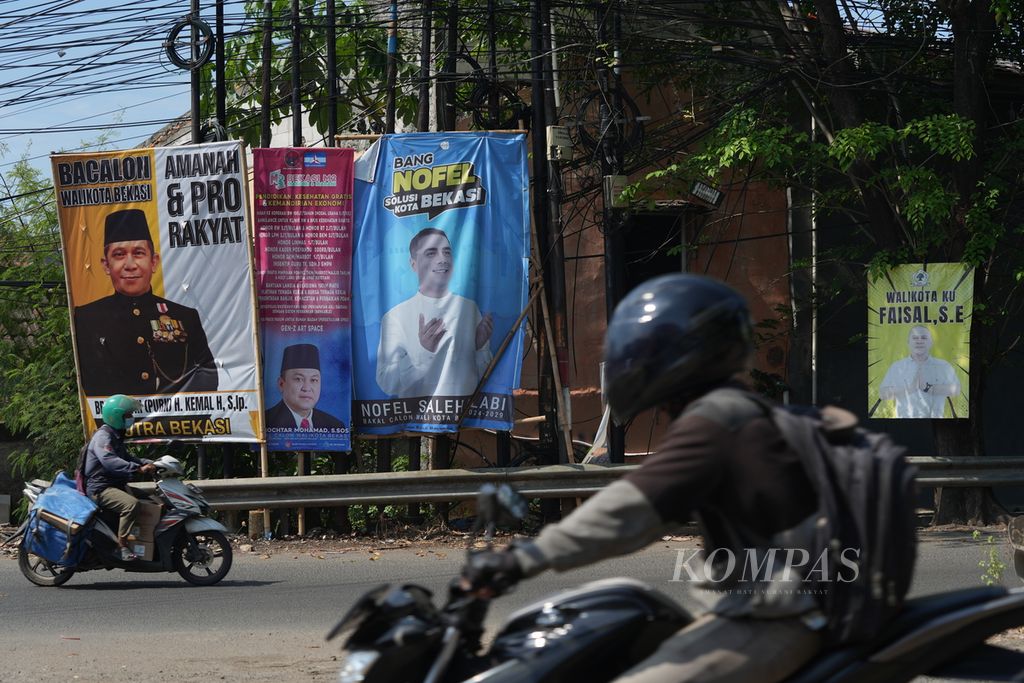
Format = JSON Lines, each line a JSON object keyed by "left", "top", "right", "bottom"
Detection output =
{"left": 72, "top": 208, "right": 218, "bottom": 397}
{"left": 75, "top": 291, "right": 218, "bottom": 396}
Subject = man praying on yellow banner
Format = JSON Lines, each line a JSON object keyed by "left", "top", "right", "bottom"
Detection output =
{"left": 879, "top": 325, "right": 960, "bottom": 418}
{"left": 73, "top": 209, "right": 218, "bottom": 397}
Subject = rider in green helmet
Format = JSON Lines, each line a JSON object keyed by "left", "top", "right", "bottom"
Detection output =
{"left": 83, "top": 394, "right": 156, "bottom": 561}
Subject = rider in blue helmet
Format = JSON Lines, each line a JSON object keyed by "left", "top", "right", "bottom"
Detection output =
{"left": 460, "top": 274, "right": 827, "bottom": 683}
{"left": 83, "top": 394, "right": 156, "bottom": 561}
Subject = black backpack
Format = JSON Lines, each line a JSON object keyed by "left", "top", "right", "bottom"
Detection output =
{"left": 711, "top": 389, "right": 918, "bottom": 645}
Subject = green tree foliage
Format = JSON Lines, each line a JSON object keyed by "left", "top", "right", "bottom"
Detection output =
{"left": 203, "top": 0, "right": 533, "bottom": 144}
{"left": 204, "top": 0, "right": 423, "bottom": 145}
{"left": 0, "top": 157, "right": 84, "bottom": 480}
{"left": 625, "top": 0, "right": 1024, "bottom": 523}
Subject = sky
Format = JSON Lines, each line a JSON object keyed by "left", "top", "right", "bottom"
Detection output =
{"left": 0, "top": 0, "right": 238, "bottom": 181}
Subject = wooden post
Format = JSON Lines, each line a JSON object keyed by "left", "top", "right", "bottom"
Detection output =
{"left": 375, "top": 440, "right": 392, "bottom": 533}
{"left": 406, "top": 437, "right": 422, "bottom": 523}
{"left": 248, "top": 510, "right": 265, "bottom": 539}
{"left": 222, "top": 446, "right": 238, "bottom": 532}
{"left": 496, "top": 431, "right": 511, "bottom": 467}
{"left": 297, "top": 452, "right": 306, "bottom": 537}
{"left": 432, "top": 435, "right": 450, "bottom": 526}
{"left": 260, "top": 443, "right": 271, "bottom": 537}
{"left": 535, "top": 263, "right": 577, "bottom": 463}
{"left": 333, "top": 452, "right": 351, "bottom": 533}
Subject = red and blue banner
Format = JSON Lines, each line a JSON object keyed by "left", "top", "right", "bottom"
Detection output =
{"left": 254, "top": 148, "right": 354, "bottom": 451}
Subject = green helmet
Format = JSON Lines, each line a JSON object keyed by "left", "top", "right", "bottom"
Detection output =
{"left": 101, "top": 394, "right": 141, "bottom": 430}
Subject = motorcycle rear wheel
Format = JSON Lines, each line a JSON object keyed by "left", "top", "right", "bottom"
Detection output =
{"left": 173, "top": 530, "right": 232, "bottom": 586}
{"left": 18, "top": 546, "right": 75, "bottom": 587}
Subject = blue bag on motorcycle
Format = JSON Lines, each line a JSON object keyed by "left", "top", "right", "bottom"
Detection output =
{"left": 25, "top": 472, "right": 98, "bottom": 566}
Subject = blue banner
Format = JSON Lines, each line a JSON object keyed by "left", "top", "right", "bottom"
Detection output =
{"left": 352, "top": 132, "right": 529, "bottom": 433}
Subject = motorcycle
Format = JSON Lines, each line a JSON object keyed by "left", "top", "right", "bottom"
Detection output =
{"left": 5, "top": 455, "right": 232, "bottom": 587}
{"left": 329, "top": 484, "right": 1024, "bottom": 683}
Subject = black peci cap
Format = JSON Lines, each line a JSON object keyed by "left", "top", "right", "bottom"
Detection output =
{"left": 281, "top": 344, "right": 320, "bottom": 373}
{"left": 104, "top": 209, "right": 152, "bottom": 245}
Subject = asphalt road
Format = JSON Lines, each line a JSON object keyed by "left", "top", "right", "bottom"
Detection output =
{"left": 0, "top": 528, "right": 1020, "bottom": 682}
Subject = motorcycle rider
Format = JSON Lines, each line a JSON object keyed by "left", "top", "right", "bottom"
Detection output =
{"left": 463, "top": 274, "right": 832, "bottom": 683}
{"left": 83, "top": 394, "right": 156, "bottom": 561}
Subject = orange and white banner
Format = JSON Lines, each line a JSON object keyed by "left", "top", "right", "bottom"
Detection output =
{"left": 53, "top": 142, "right": 263, "bottom": 441}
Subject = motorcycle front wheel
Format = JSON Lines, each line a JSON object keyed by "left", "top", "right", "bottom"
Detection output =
{"left": 18, "top": 546, "right": 75, "bottom": 587}
{"left": 173, "top": 530, "right": 232, "bottom": 586}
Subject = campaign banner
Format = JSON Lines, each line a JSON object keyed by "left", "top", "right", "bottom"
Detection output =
{"left": 352, "top": 132, "right": 530, "bottom": 433}
{"left": 53, "top": 142, "right": 262, "bottom": 441}
{"left": 867, "top": 263, "right": 973, "bottom": 419}
{"left": 254, "top": 148, "right": 354, "bottom": 452}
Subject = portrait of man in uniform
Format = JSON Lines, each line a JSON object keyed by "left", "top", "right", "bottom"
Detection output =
{"left": 73, "top": 208, "right": 218, "bottom": 397}
{"left": 265, "top": 343, "right": 346, "bottom": 430}
{"left": 375, "top": 228, "right": 493, "bottom": 399}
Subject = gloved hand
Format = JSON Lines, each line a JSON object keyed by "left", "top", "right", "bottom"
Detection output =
{"left": 460, "top": 549, "right": 523, "bottom": 596}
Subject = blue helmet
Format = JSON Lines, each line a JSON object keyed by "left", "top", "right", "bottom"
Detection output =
{"left": 603, "top": 274, "right": 753, "bottom": 423}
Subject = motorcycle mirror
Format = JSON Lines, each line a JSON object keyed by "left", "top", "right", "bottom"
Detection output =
{"left": 477, "top": 484, "right": 499, "bottom": 527}
{"left": 475, "top": 484, "right": 528, "bottom": 532}
{"left": 1015, "top": 549, "right": 1024, "bottom": 582}
{"left": 495, "top": 484, "right": 528, "bottom": 523}
{"left": 1009, "top": 515, "right": 1024, "bottom": 552}
{"left": 472, "top": 484, "right": 528, "bottom": 544}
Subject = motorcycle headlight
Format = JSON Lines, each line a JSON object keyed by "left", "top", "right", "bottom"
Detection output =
{"left": 337, "top": 650, "right": 380, "bottom": 683}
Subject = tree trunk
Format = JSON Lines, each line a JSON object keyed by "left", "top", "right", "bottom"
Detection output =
{"left": 932, "top": 425, "right": 1007, "bottom": 526}
{"left": 930, "top": 1, "right": 1005, "bottom": 527}
{"left": 767, "top": 0, "right": 1008, "bottom": 525}
{"left": 931, "top": 270, "right": 1007, "bottom": 525}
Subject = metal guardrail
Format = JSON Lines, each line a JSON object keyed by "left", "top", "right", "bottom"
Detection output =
{"left": 143, "top": 465, "right": 632, "bottom": 510}
{"left": 908, "top": 457, "right": 1024, "bottom": 487}
{"left": 132, "top": 457, "right": 1024, "bottom": 510}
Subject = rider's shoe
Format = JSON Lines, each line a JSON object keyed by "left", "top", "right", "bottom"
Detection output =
{"left": 119, "top": 546, "right": 138, "bottom": 562}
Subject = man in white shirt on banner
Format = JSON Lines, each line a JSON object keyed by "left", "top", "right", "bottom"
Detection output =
{"left": 879, "top": 325, "right": 961, "bottom": 418}
{"left": 376, "top": 228, "right": 493, "bottom": 398}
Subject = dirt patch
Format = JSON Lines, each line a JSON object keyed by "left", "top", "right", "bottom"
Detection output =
{"left": 1, "top": 522, "right": 701, "bottom": 562}
{"left": 2, "top": 519, "right": 1002, "bottom": 562}
{"left": 0, "top": 522, "right": 521, "bottom": 560}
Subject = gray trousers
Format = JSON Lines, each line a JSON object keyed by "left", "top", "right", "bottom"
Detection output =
{"left": 95, "top": 487, "right": 140, "bottom": 542}
{"left": 614, "top": 614, "right": 822, "bottom": 683}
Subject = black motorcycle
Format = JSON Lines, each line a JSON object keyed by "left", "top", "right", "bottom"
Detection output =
{"left": 330, "top": 484, "right": 1024, "bottom": 683}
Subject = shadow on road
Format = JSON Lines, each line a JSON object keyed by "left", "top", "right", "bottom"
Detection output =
{"left": 62, "top": 579, "right": 281, "bottom": 590}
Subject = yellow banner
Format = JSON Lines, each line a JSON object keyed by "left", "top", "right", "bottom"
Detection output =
{"left": 867, "top": 263, "right": 972, "bottom": 419}
{"left": 52, "top": 142, "right": 263, "bottom": 442}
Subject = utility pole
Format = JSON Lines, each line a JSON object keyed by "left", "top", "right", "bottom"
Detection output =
{"left": 486, "top": 0, "right": 511, "bottom": 467}
{"left": 291, "top": 0, "right": 302, "bottom": 147}
{"left": 417, "top": 0, "right": 432, "bottom": 131}
{"left": 531, "top": 0, "right": 561, "bottom": 520}
{"left": 260, "top": 0, "right": 273, "bottom": 147}
{"left": 327, "top": 0, "right": 337, "bottom": 145}
{"left": 385, "top": 0, "right": 398, "bottom": 132}
{"left": 438, "top": 0, "right": 458, "bottom": 131}
{"left": 540, "top": 0, "right": 572, "bottom": 463}
{"left": 191, "top": 0, "right": 202, "bottom": 143}
{"left": 598, "top": 1, "right": 626, "bottom": 464}
{"left": 215, "top": 0, "right": 225, "bottom": 134}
